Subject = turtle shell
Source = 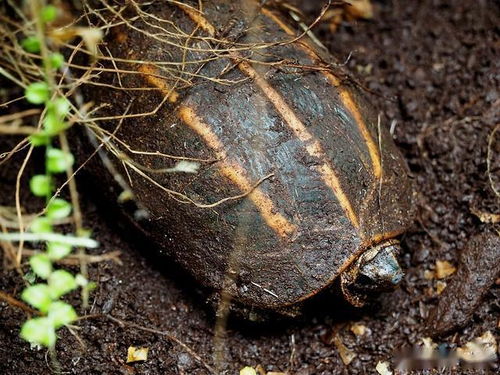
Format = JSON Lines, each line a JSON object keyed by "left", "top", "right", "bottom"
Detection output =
{"left": 87, "top": 0, "right": 414, "bottom": 310}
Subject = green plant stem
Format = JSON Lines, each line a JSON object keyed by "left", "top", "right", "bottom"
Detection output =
{"left": 30, "top": 0, "right": 54, "bottom": 88}
{"left": 45, "top": 143, "right": 53, "bottom": 205}
{"left": 0, "top": 232, "right": 99, "bottom": 248}
{"left": 49, "top": 347, "right": 61, "bottom": 374}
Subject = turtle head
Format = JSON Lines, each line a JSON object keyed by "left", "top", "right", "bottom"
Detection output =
{"left": 340, "top": 240, "right": 404, "bottom": 307}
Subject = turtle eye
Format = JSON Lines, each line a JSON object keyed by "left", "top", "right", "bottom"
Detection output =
{"left": 355, "top": 274, "right": 376, "bottom": 287}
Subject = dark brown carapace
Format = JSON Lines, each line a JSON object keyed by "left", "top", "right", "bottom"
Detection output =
{"left": 87, "top": 0, "right": 414, "bottom": 312}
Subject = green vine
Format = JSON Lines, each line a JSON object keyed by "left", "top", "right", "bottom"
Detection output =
{"left": 0, "top": 1, "right": 97, "bottom": 349}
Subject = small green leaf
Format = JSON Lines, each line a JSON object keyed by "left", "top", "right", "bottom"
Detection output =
{"left": 46, "top": 198, "right": 72, "bottom": 219}
{"left": 46, "top": 242, "right": 72, "bottom": 260}
{"left": 29, "top": 132, "right": 50, "bottom": 146}
{"left": 48, "top": 52, "right": 64, "bottom": 69}
{"left": 48, "top": 301, "right": 77, "bottom": 329}
{"left": 48, "top": 97, "right": 70, "bottom": 117}
{"left": 21, "top": 37, "right": 41, "bottom": 53}
{"left": 29, "top": 254, "right": 52, "bottom": 279}
{"left": 42, "top": 111, "right": 66, "bottom": 135}
{"left": 43, "top": 99, "right": 70, "bottom": 135}
{"left": 48, "top": 270, "right": 77, "bottom": 299}
{"left": 46, "top": 148, "right": 74, "bottom": 173}
{"left": 29, "top": 217, "right": 53, "bottom": 234}
{"left": 20, "top": 317, "right": 56, "bottom": 347}
{"left": 29, "top": 175, "right": 52, "bottom": 197}
{"left": 25, "top": 82, "right": 49, "bottom": 104}
{"left": 41, "top": 5, "right": 58, "bottom": 23}
{"left": 21, "top": 284, "right": 52, "bottom": 312}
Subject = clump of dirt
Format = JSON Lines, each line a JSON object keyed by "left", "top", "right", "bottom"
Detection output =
{"left": 426, "top": 231, "right": 500, "bottom": 336}
{"left": 1, "top": 0, "right": 498, "bottom": 374}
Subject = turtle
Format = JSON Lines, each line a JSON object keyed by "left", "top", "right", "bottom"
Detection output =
{"left": 84, "top": 0, "right": 414, "bottom": 314}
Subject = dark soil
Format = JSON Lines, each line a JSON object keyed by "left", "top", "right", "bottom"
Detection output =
{"left": 1, "top": 0, "right": 499, "bottom": 374}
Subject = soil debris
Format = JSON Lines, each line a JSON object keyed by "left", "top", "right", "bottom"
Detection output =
{"left": 323, "top": 0, "right": 373, "bottom": 33}
{"left": 349, "top": 322, "right": 368, "bottom": 337}
{"left": 127, "top": 346, "right": 149, "bottom": 363}
{"left": 331, "top": 332, "right": 357, "bottom": 365}
{"left": 470, "top": 207, "right": 500, "bottom": 224}
{"left": 240, "top": 366, "right": 257, "bottom": 375}
{"left": 434, "top": 260, "right": 456, "bottom": 279}
{"left": 427, "top": 231, "right": 500, "bottom": 336}
{"left": 456, "top": 331, "right": 497, "bottom": 364}
{"left": 375, "top": 360, "right": 392, "bottom": 375}
{"left": 419, "top": 337, "right": 438, "bottom": 359}
{"left": 435, "top": 280, "right": 447, "bottom": 295}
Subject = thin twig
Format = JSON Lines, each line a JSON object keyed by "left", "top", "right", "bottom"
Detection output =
{"left": 14, "top": 142, "right": 34, "bottom": 269}
{"left": 21, "top": 249, "right": 122, "bottom": 266}
{"left": 0, "top": 108, "right": 41, "bottom": 123}
{"left": 0, "top": 290, "right": 40, "bottom": 316}
{"left": 59, "top": 131, "right": 88, "bottom": 306}
{"left": 0, "top": 125, "right": 38, "bottom": 135}
{"left": 487, "top": 123, "right": 499, "bottom": 198}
